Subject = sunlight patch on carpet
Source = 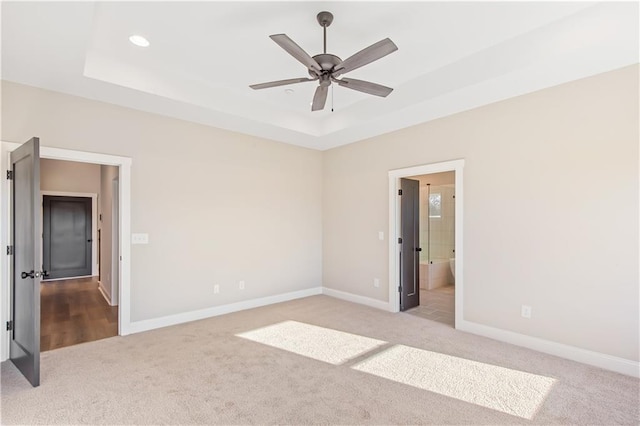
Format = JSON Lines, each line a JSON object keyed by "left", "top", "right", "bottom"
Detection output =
{"left": 236, "top": 321, "right": 387, "bottom": 365}
{"left": 352, "top": 345, "right": 556, "bottom": 419}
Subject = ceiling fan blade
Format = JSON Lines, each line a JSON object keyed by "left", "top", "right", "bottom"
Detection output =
{"left": 270, "top": 34, "right": 322, "bottom": 74}
{"left": 333, "top": 38, "right": 398, "bottom": 77}
{"left": 311, "top": 85, "right": 328, "bottom": 111}
{"left": 335, "top": 78, "right": 393, "bottom": 97}
{"left": 250, "top": 78, "right": 316, "bottom": 90}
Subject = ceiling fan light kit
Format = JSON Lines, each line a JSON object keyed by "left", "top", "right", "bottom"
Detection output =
{"left": 250, "top": 11, "right": 398, "bottom": 111}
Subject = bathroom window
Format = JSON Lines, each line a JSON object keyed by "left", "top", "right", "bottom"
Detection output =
{"left": 429, "top": 193, "right": 442, "bottom": 218}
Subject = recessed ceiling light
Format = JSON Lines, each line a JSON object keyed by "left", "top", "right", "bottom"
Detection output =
{"left": 284, "top": 88, "right": 294, "bottom": 95}
{"left": 129, "top": 35, "right": 150, "bottom": 47}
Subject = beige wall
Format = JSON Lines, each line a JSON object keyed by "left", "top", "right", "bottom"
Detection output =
{"left": 323, "top": 65, "right": 639, "bottom": 361}
{"left": 2, "top": 65, "right": 637, "bottom": 363}
{"left": 2, "top": 81, "right": 323, "bottom": 322}
{"left": 40, "top": 158, "right": 100, "bottom": 193}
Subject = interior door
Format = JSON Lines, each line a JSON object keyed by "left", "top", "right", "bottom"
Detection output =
{"left": 9, "top": 137, "right": 42, "bottom": 387}
{"left": 400, "top": 178, "right": 420, "bottom": 311}
{"left": 43, "top": 196, "right": 92, "bottom": 279}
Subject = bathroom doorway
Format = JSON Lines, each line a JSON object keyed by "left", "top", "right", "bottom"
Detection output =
{"left": 406, "top": 171, "right": 456, "bottom": 326}
{"left": 388, "top": 160, "right": 464, "bottom": 328}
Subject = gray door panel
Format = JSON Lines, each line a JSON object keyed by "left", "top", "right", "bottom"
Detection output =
{"left": 10, "top": 137, "right": 41, "bottom": 387}
{"left": 400, "top": 178, "right": 420, "bottom": 311}
{"left": 43, "top": 196, "right": 92, "bottom": 279}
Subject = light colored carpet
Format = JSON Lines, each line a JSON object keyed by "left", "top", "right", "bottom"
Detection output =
{"left": 1, "top": 295, "right": 638, "bottom": 425}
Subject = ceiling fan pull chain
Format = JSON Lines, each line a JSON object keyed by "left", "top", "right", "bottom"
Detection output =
{"left": 331, "top": 84, "right": 334, "bottom": 112}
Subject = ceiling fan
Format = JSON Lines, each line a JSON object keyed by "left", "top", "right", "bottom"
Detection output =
{"left": 250, "top": 11, "right": 398, "bottom": 111}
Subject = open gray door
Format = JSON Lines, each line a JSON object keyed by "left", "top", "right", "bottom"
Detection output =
{"left": 399, "top": 178, "right": 420, "bottom": 311}
{"left": 9, "top": 137, "right": 42, "bottom": 387}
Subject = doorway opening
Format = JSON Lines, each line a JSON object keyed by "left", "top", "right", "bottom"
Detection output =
{"left": 405, "top": 172, "right": 456, "bottom": 325}
{"left": 1, "top": 141, "right": 132, "bottom": 365}
{"left": 388, "top": 159, "right": 464, "bottom": 328}
{"left": 37, "top": 159, "right": 120, "bottom": 351}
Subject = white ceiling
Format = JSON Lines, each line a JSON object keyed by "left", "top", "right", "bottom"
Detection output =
{"left": 2, "top": 1, "right": 638, "bottom": 150}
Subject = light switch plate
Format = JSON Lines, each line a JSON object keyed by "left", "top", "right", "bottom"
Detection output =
{"left": 131, "top": 233, "right": 149, "bottom": 244}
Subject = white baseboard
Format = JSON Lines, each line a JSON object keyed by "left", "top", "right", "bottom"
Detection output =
{"left": 127, "top": 287, "right": 323, "bottom": 334}
{"left": 322, "top": 287, "right": 390, "bottom": 311}
{"left": 97, "top": 281, "right": 114, "bottom": 306}
{"left": 458, "top": 319, "right": 640, "bottom": 378}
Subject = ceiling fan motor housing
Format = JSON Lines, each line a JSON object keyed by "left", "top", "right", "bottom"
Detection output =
{"left": 309, "top": 53, "right": 342, "bottom": 78}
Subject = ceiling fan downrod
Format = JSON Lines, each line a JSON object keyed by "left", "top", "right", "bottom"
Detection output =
{"left": 317, "top": 11, "right": 333, "bottom": 54}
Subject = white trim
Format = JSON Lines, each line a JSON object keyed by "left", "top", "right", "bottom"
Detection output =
{"left": 40, "top": 190, "right": 98, "bottom": 277}
{"left": 110, "top": 177, "right": 119, "bottom": 306}
{"left": 458, "top": 319, "right": 640, "bottom": 378}
{"left": 128, "top": 287, "right": 323, "bottom": 334}
{"left": 1, "top": 141, "right": 132, "bottom": 361}
{"left": 388, "top": 159, "right": 465, "bottom": 330}
{"left": 322, "top": 287, "right": 390, "bottom": 311}
{"left": 97, "top": 281, "right": 112, "bottom": 305}
{"left": 42, "top": 275, "right": 93, "bottom": 283}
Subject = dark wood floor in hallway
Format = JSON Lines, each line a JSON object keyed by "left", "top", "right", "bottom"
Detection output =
{"left": 40, "top": 277, "right": 118, "bottom": 352}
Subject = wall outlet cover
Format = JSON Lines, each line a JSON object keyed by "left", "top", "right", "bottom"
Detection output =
{"left": 131, "top": 233, "right": 149, "bottom": 244}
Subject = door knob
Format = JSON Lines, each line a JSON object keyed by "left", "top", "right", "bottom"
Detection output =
{"left": 21, "top": 270, "right": 35, "bottom": 279}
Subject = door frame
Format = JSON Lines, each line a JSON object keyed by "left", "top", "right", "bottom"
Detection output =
{"left": 111, "top": 177, "right": 120, "bottom": 306}
{"left": 388, "top": 159, "right": 464, "bottom": 327}
{"left": 41, "top": 191, "right": 98, "bottom": 279}
{"left": 1, "top": 142, "right": 133, "bottom": 361}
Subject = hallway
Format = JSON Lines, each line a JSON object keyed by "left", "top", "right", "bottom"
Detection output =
{"left": 40, "top": 277, "right": 118, "bottom": 351}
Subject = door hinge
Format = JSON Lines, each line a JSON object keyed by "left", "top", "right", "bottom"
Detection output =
{"left": 398, "top": 237, "right": 402, "bottom": 244}
{"left": 6, "top": 170, "right": 13, "bottom": 180}
{"left": 6, "top": 321, "right": 13, "bottom": 331}
{"left": 398, "top": 286, "right": 402, "bottom": 293}
{"left": 398, "top": 189, "right": 403, "bottom": 196}
{"left": 6, "top": 245, "right": 13, "bottom": 255}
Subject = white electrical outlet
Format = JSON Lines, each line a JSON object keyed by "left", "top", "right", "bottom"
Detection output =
{"left": 521, "top": 305, "right": 532, "bottom": 319}
{"left": 378, "top": 231, "right": 384, "bottom": 241}
{"left": 239, "top": 280, "right": 245, "bottom": 290}
{"left": 213, "top": 284, "right": 220, "bottom": 294}
{"left": 373, "top": 278, "right": 380, "bottom": 288}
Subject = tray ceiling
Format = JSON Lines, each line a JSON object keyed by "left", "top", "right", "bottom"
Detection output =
{"left": 2, "top": 1, "right": 638, "bottom": 150}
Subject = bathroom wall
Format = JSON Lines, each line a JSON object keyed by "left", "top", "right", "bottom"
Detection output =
{"left": 424, "top": 184, "right": 455, "bottom": 262}
{"left": 414, "top": 172, "right": 455, "bottom": 263}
